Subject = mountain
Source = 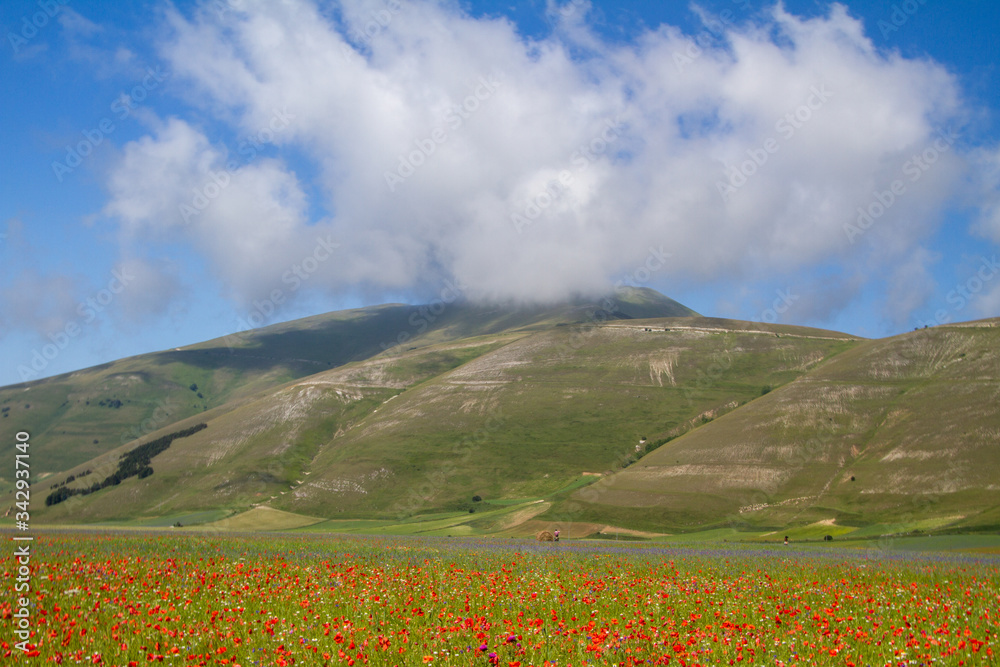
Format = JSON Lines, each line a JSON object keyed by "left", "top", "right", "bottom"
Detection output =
{"left": 567, "top": 320, "right": 1000, "bottom": 534}
{"left": 3, "top": 290, "right": 998, "bottom": 538}
{"left": 0, "top": 288, "right": 693, "bottom": 480}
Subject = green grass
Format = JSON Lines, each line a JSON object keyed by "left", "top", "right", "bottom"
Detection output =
{"left": 197, "top": 506, "right": 326, "bottom": 531}
{"left": 1, "top": 293, "right": 676, "bottom": 488}
{"left": 6, "top": 290, "right": 998, "bottom": 538}
{"left": 274, "top": 320, "right": 857, "bottom": 521}
{"left": 577, "top": 320, "right": 1000, "bottom": 532}
{"left": 16, "top": 530, "right": 1000, "bottom": 665}
{"left": 100, "top": 509, "right": 234, "bottom": 528}
{"left": 290, "top": 501, "right": 549, "bottom": 537}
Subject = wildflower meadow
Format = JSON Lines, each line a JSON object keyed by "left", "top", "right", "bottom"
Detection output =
{"left": 2, "top": 532, "right": 997, "bottom": 666}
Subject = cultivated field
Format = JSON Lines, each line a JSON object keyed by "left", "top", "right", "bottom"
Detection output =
{"left": 2, "top": 531, "right": 997, "bottom": 665}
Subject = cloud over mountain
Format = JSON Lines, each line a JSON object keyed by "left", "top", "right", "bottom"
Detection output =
{"left": 102, "top": 0, "right": 977, "bottom": 313}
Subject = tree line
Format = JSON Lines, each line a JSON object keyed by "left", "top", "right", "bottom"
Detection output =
{"left": 45, "top": 423, "right": 207, "bottom": 507}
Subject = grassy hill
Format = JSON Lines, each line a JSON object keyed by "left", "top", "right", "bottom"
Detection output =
{"left": 19, "top": 310, "right": 859, "bottom": 527}
{"left": 565, "top": 319, "right": 1000, "bottom": 533}
{"left": 0, "top": 288, "right": 693, "bottom": 482}
{"left": 5, "top": 290, "right": 998, "bottom": 538}
{"left": 270, "top": 317, "right": 856, "bottom": 520}
{"left": 0, "top": 303, "right": 417, "bottom": 478}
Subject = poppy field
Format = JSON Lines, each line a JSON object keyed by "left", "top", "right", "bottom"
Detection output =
{"left": 2, "top": 531, "right": 998, "bottom": 666}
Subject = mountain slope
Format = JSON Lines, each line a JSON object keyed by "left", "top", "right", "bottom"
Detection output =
{"left": 24, "top": 314, "right": 858, "bottom": 525}
{"left": 0, "top": 287, "right": 692, "bottom": 479}
{"left": 567, "top": 319, "right": 1000, "bottom": 532}
{"left": 273, "top": 318, "right": 855, "bottom": 519}
{"left": 0, "top": 303, "right": 418, "bottom": 476}
{"left": 12, "top": 292, "right": 997, "bottom": 535}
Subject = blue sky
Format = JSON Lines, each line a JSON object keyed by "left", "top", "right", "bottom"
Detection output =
{"left": 1, "top": 0, "right": 999, "bottom": 387}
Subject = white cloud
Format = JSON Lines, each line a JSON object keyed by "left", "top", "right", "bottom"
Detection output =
{"left": 973, "top": 281, "right": 1000, "bottom": 320}
{"left": 886, "top": 247, "right": 938, "bottom": 328}
{"left": 58, "top": 8, "right": 102, "bottom": 37}
{"left": 972, "top": 145, "right": 1000, "bottom": 244}
{"left": 104, "top": 117, "right": 328, "bottom": 307}
{"left": 111, "top": 257, "right": 188, "bottom": 327}
{"left": 101, "top": 0, "right": 974, "bottom": 314}
{"left": 0, "top": 270, "right": 81, "bottom": 338}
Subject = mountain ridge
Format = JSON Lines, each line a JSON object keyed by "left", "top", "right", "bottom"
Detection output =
{"left": 3, "top": 290, "right": 997, "bottom": 537}
{"left": 0, "top": 287, "right": 694, "bottom": 474}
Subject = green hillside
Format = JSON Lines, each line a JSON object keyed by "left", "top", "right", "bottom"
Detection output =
{"left": 19, "top": 311, "right": 859, "bottom": 527}
{"left": 272, "top": 317, "right": 855, "bottom": 519}
{"left": 5, "top": 290, "right": 998, "bottom": 538}
{"left": 0, "top": 287, "right": 692, "bottom": 482}
{"left": 568, "top": 319, "right": 1000, "bottom": 533}
{"left": 0, "top": 303, "right": 417, "bottom": 478}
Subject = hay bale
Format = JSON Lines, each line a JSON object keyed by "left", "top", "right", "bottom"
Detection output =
{"left": 536, "top": 530, "right": 554, "bottom": 542}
